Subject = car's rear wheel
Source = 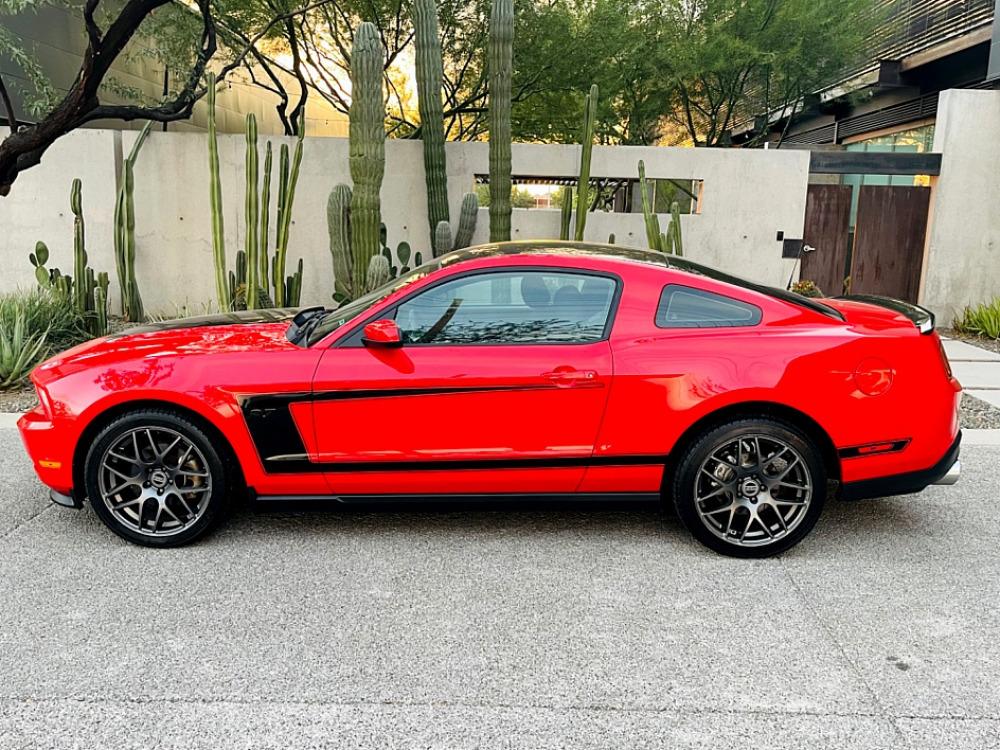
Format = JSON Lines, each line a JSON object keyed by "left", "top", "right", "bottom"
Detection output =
{"left": 84, "top": 409, "right": 230, "bottom": 547}
{"left": 671, "top": 418, "right": 826, "bottom": 558}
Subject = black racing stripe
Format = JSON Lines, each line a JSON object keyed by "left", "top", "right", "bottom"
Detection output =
{"left": 241, "top": 383, "right": 581, "bottom": 474}
{"left": 257, "top": 453, "right": 668, "bottom": 474}
{"left": 310, "top": 383, "right": 560, "bottom": 402}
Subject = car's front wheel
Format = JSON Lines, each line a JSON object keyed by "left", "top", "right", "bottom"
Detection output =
{"left": 671, "top": 418, "right": 826, "bottom": 558}
{"left": 84, "top": 409, "right": 230, "bottom": 547}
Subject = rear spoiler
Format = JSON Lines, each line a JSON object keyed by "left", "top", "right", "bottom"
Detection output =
{"left": 835, "top": 294, "right": 935, "bottom": 334}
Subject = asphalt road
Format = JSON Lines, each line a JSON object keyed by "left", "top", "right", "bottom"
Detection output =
{"left": 1, "top": 426, "right": 998, "bottom": 750}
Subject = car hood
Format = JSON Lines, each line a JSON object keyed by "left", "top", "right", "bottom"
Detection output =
{"left": 32, "top": 309, "right": 302, "bottom": 386}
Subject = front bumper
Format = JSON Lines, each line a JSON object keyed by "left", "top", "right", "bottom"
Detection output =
{"left": 17, "top": 405, "right": 75, "bottom": 496}
{"left": 840, "top": 431, "right": 961, "bottom": 501}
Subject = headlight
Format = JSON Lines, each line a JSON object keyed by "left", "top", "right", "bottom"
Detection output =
{"left": 35, "top": 383, "right": 54, "bottom": 419}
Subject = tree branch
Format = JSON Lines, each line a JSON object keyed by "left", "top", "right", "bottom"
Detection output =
{"left": 0, "top": 73, "right": 18, "bottom": 131}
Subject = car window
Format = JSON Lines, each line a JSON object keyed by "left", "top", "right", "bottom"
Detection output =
{"left": 656, "top": 284, "right": 762, "bottom": 328}
{"left": 393, "top": 270, "right": 616, "bottom": 345}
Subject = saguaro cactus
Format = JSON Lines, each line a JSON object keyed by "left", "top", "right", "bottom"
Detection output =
{"left": 488, "top": 0, "right": 513, "bottom": 242}
{"left": 559, "top": 187, "right": 572, "bottom": 241}
{"left": 349, "top": 23, "right": 386, "bottom": 296}
{"left": 453, "top": 192, "right": 479, "bottom": 250}
{"left": 574, "top": 84, "right": 598, "bottom": 242}
{"left": 414, "top": 0, "right": 449, "bottom": 245}
{"left": 206, "top": 73, "right": 230, "bottom": 311}
{"left": 434, "top": 220, "right": 453, "bottom": 256}
{"left": 328, "top": 183, "right": 354, "bottom": 302}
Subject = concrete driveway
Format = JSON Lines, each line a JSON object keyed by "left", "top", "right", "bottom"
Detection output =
{"left": 1, "top": 424, "right": 998, "bottom": 750}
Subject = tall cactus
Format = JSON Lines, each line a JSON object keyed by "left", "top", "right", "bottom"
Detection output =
{"left": 328, "top": 183, "right": 353, "bottom": 302}
{"left": 414, "top": 0, "right": 449, "bottom": 246}
{"left": 259, "top": 140, "right": 272, "bottom": 292}
{"left": 434, "top": 220, "right": 452, "bottom": 256}
{"left": 559, "top": 186, "right": 572, "bottom": 241}
{"left": 274, "top": 113, "right": 305, "bottom": 306}
{"left": 637, "top": 160, "right": 684, "bottom": 256}
{"left": 206, "top": 72, "right": 230, "bottom": 311}
{"left": 114, "top": 120, "right": 151, "bottom": 322}
{"left": 244, "top": 113, "right": 260, "bottom": 310}
{"left": 638, "top": 160, "right": 661, "bottom": 251}
{"left": 488, "top": 0, "right": 513, "bottom": 242}
{"left": 574, "top": 84, "right": 598, "bottom": 242}
{"left": 453, "top": 192, "right": 479, "bottom": 250}
{"left": 70, "top": 178, "right": 87, "bottom": 314}
{"left": 349, "top": 22, "right": 386, "bottom": 296}
{"left": 669, "top": 200, "right": 684, "bottom": 257}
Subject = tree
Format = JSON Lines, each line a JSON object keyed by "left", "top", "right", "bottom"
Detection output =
{"left": 659, "top": 0, "right": 874, "bottom": 146}
{"left": 0, "top": 0, "right": 328, "bottom": 195}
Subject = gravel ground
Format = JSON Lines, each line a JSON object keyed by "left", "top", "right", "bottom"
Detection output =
{"left": 1, "top": 426, "right": 999, "bottom": 749}
{"left": 0, "top": 388, "right": 36, "bottom": 414}
{"left": 960, "top": 392, "right": 1000, "bottom": 429}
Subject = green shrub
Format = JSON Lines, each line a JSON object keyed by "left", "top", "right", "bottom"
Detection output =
{"left": 791, "top": 279, "right": 824, "bottom": 298}
{"left": 0, "top": 289, "right": 89, "bottom": 389}
{"left": 955, "top": 299, "right": 1000, "bottom": 340}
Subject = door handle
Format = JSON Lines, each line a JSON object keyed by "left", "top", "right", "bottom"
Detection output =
{"left": 542, "top": 368, "right": 599, "bottom": 387}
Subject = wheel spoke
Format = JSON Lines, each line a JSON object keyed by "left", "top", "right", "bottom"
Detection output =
{"left": 107, "top": 450, "right": 141, "bottom": 467}
{"left": 159, "top": 435, "right": 182, "bottom": 460}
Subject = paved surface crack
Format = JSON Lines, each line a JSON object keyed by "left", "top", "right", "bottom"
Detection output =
{"left": 0, "top": 694, "right": 995, "bottom": 723}
{"left": 780, "top": 561, "right": 910, "bottom": 745}
{"left": 0, "top": 503, "right": 52, "bottom": 542}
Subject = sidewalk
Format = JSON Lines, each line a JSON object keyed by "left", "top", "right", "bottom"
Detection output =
{"left": 941, "top": 337, "right": 1000, "bottom": 398}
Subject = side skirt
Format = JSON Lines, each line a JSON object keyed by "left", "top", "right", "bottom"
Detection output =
{"left": 253, "top": 492, "right": 662, "bottom": 506}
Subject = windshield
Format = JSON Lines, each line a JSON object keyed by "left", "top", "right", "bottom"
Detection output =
{"left": 302, "top": 262, "right": 439, "bottom": 346}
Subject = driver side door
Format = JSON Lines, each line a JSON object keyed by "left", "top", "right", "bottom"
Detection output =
{"left": 309, "top": 267, "right": 619, "bottom": 496}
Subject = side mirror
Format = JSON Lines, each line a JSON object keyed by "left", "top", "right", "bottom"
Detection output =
{"left": 362, "top": 319, "right": 403, "bottom": 348}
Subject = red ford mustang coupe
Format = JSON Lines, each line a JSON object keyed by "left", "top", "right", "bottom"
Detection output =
{"left": 18, "top": 241, "right": 961, "bottom": 557}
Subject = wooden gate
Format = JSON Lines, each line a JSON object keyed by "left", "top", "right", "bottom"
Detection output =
{"left": 850, "top": 185, "right": 930, "bottom": 303}
{"left": 801, "top": 185, "right": 852, "bottom": 296}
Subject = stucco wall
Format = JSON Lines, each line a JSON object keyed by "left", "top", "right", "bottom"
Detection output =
{"left": 1, "top": 128, "right": 811, "bottom": 314}
{"left": 921, "top": 89, "right": 1000, "bottom": 323}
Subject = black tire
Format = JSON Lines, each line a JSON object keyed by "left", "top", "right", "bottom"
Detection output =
{"left": 670, "top": 417, "right": 826, "bottom": 558}
{"left": 83, "top": 409, "right": 231, "bottom": 547}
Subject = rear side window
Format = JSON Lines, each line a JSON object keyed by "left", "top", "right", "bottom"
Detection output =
{"left": 656, "top": 285, "right": 762, "bottom": 328}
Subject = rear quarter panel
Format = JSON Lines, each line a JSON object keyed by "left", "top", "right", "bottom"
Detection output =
{"left": 595, "top": 267, "right": 960, "bottom": 486}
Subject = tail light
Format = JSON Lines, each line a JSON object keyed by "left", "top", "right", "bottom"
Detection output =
{"left": 937, "top": 338, "right": 953, "bottom": 378}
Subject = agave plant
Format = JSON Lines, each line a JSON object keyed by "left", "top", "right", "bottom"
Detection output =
{"left": 0, "top": 311, "right": 48, "bottom": 390}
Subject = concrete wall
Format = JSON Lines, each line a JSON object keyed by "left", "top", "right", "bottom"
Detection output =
{"left": 1, "top": 128, "right": 811, "bottom": 314}
{"left": 920, "top": 89, "right": 1000, "bottom": 322}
